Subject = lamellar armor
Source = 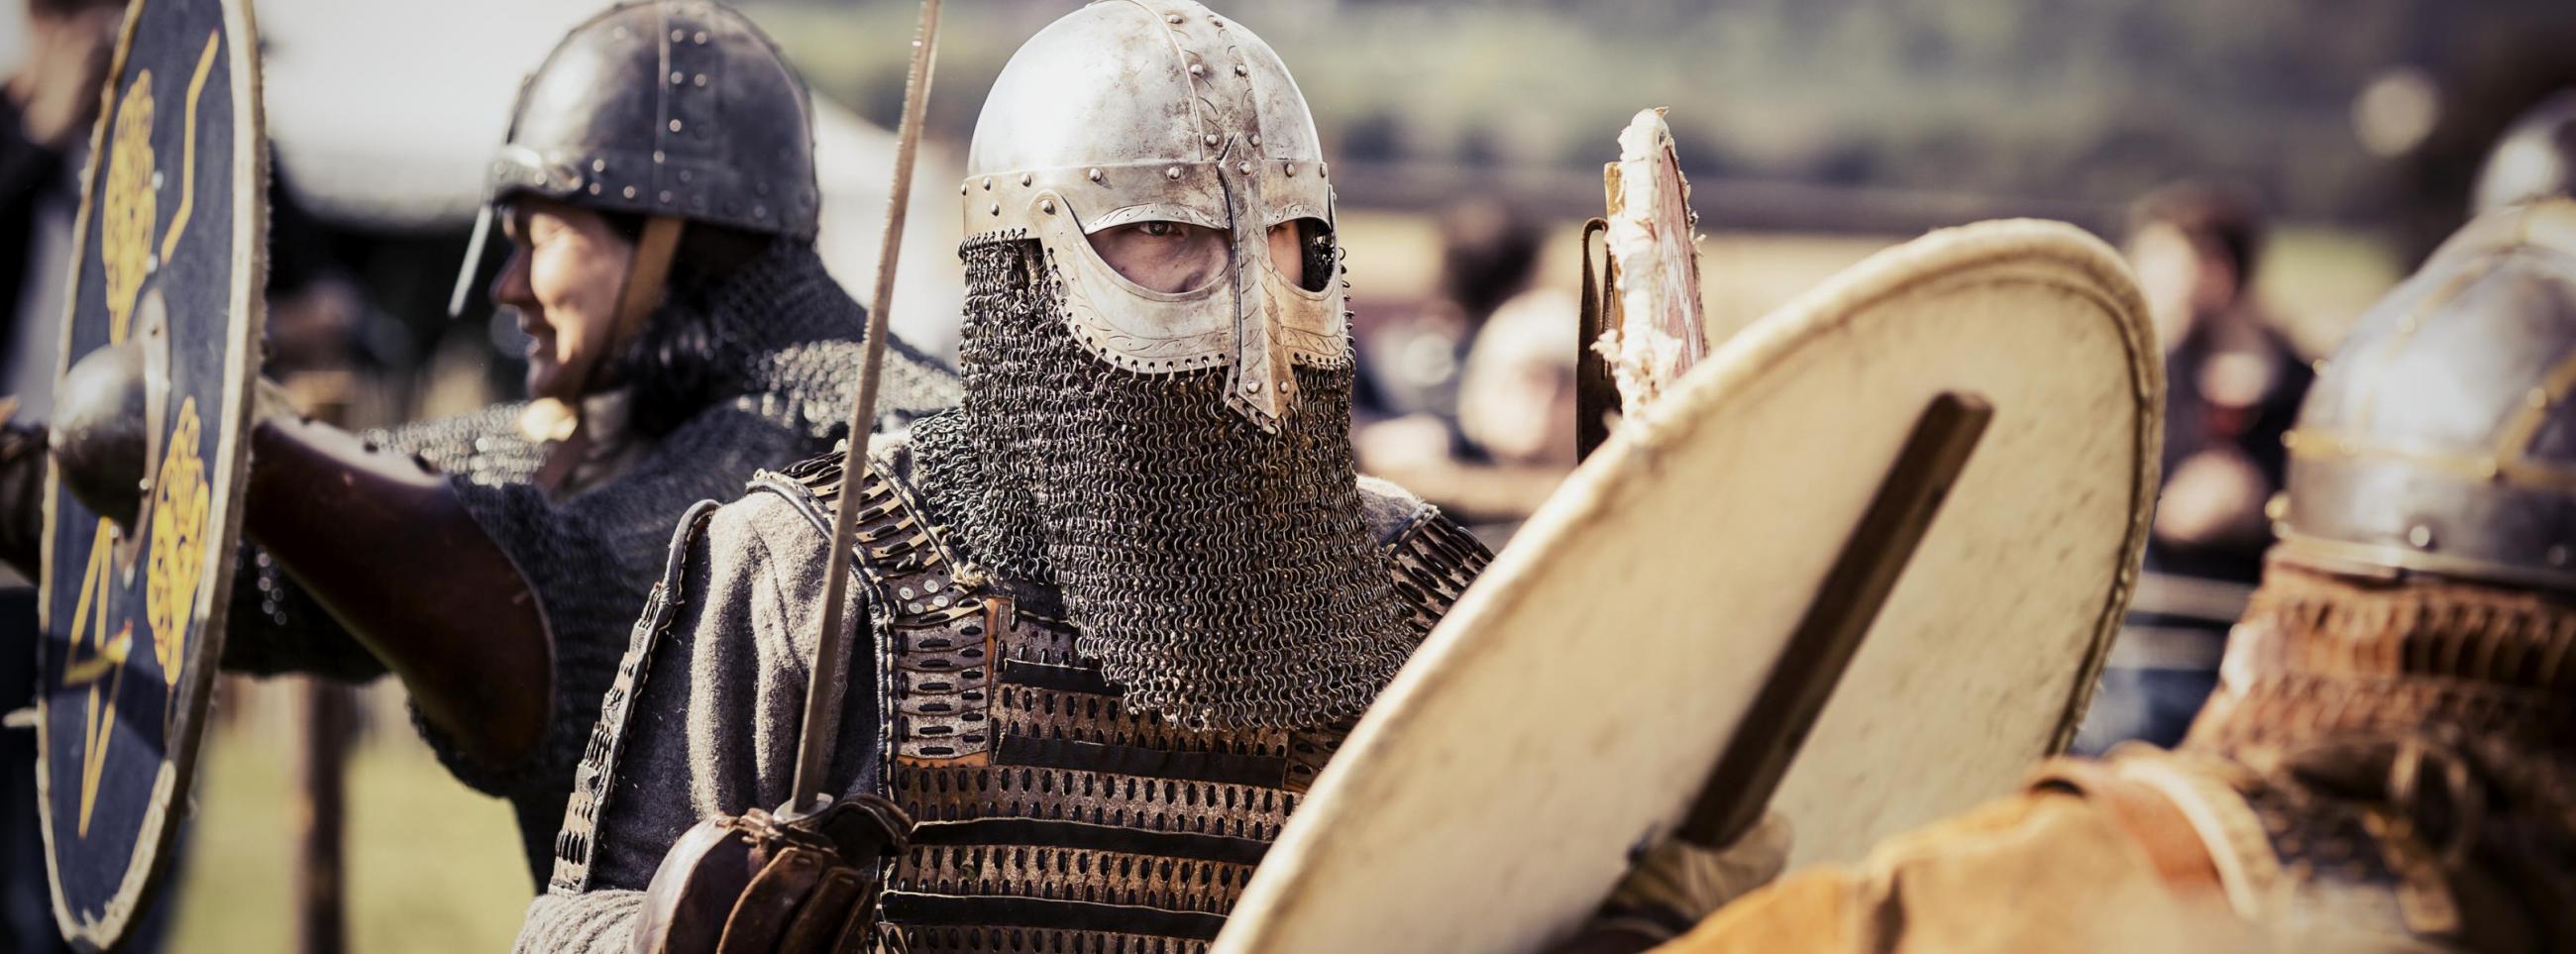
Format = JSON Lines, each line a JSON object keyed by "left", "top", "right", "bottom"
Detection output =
{"left": 733, "top": 440, "right": 1484, "bottom": 954}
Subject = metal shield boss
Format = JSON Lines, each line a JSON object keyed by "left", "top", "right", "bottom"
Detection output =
{"left": 37, "top": 0, "right": 266, "bottom": 946}
{"left": 1216, "top": 219, "right": 2162, "bottom": 952}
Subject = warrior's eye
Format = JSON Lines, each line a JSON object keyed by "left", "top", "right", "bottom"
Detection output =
{"left": 1137, "top": 221, "right": 1181, "bottom": 238}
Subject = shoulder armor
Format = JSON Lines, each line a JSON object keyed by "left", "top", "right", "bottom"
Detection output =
{"left": 1364, "top": 479, "right": 1492, "bottom": 640}
{"left": 748, "top": 442, "right": 998, "bottom": 769}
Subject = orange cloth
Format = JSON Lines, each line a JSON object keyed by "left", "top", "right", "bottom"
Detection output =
{"left": 1657, "top": 791, "right": 2261, "bottom": 954}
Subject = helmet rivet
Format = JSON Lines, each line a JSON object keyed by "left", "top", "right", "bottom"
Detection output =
{"left": 652, "top": 150, "right": 666, "bottom": 163}
{"left": 591, "top": 159, "right": 607, "bottom": 172}
{"left": 589, "top": 183, "right": 602, "bottom": 195}
{"left": 660, "top": 190, "right": 675, "bottom": 203}
{"left": 2407, "top": 524, "right": 2435, "bottom": 549}
{"left": 671, "top": 71, "right": 685, "bottom": 85}
{"left": 1234, "top": 63, "right": 1249, "bottom": 76}
{"left": 982, "top": 176, "right": 993, "bottom": 190}
{"left": 678, "top": 169, "right": 693, "bottom": 183}
{"left": 1244, "top": 379, "right": 1262, "bottom": 394}
{"left": 2551, "top": 545, "right": 2573, "bottom": 567}
{"left": 1020, "top": 172, "right": 1034, "bottom": 186}
{"left": 670, "top": 29, "right": 686, "bottom": 41}
{"left": 753, "top": 205, "right": 767, "bottom": 218}
{"left": 1249, "top": 134, "right": 1262, "bottom": 147}
{"left": 1041, "top": 200, "right": 1057, "bottom": 215}
{"left": 1088, "top": 167, "right": 1105, "bottom": 183}
{"left": 1204, "top": 133, "right": 1220, "bottom": 148}
{"left": 622, "top": 185, "right": 638, "bottom": 199}
{"left": 1283, "top": 162, "right": 1296, "bottom": 175}
{"left": 990, "top": 203, "right": 1001, "bottom": 216}
{"left": 1319, "top": 162, "right": 1329, "bottom": 178}
{"left": 693, "top": 31, "right": 707, "bottom": 44}
{"left": 960, "top": 183, "right": 969, "bottom": 195}
{"left": 2530, "top": 387, "right": 2552, "bottom": 409}
{"left": 1236, "top": 161, "right": 1252, "bottom": 174}
{"left": 694, "top": 74, "right": 708, "bottom": 87}
{"left": 668, "top": 119, "right": 683, "bottom": 133}
{"left": 1188, "top": 63, "right": 1206, "bottom": 78}
{"left": 1165, "top": 13, "right": 1183, "bottom": 23}
{"left": 1166, "top": 166, "right": 1184, "bottom": 180}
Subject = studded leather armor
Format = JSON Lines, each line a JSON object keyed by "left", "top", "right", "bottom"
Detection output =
{"left": 740, "top": 445, "right": 1487, "bottom": 954}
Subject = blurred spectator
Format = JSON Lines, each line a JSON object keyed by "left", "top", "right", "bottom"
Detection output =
{"left": 1352, "top": 199, "right": 1542, "bottom": 425}
{"left": 1357, "top": 288, "right": 1578, "bottom": 543}
{"left": 1, "top": 0, "right": 123, "bottom": 417}
{"left": 2076, "top": 182, "right": 2311, "bottom": 755}
{"left": 2126, "top": 183, "right": 2310, "bottom": 584}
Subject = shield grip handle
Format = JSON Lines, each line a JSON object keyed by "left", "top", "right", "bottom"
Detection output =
{"left": 1678, "top": 389, "right": 1993, "bottom": 848}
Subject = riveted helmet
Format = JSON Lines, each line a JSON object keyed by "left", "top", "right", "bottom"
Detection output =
{"left": 961, "top": 0, "right": 1347, "bottom": 431}
{"left": 2278, "top": 198, "right": 2576, "bottom": 593}
{"left": 449, "top": 0, "right": 818, "bottom": 314}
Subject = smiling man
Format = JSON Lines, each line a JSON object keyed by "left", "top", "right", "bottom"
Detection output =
{"left": 10, "top": 0, "right": 957, "bottom": 889}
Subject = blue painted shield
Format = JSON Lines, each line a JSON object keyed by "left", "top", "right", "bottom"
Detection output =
{"left": 36, "top": 0, "right": 265, "bottom": 946}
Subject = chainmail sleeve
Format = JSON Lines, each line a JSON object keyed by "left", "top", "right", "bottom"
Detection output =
{"left": 428, "top": 397, "right": 839, "bottom": 880}
{"left": 218, "top": 402, "right": 541, "bottom": 681}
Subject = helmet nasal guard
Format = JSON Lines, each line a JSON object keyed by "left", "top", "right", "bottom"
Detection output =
{"left": 962, "top": 0, "right": 1348, "bottom": 432}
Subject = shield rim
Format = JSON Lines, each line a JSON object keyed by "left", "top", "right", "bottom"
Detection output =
{"left": 34, "top": 0, "right": 268, "bottom": 945}
{"left": 1215, "top": 218, "right": 2161, "bottom": 951}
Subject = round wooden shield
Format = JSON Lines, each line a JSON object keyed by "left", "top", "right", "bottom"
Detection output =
{"left": 1216, "top": 219, "right": 2159, "bottom": 953}
{"left": 36, "top": 0, "right": 266, "bottom": 946}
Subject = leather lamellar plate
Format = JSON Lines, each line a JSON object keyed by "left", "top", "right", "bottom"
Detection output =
{"left": 748, "top": 446, "right": 1487, "bottom": 954}
{"left": 2039, "top": 746, "right": 2576, "bottom": 951}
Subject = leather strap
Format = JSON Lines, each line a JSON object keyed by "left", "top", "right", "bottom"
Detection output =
{"left": 2028, "top": 758, "right": 2226, "bottom": 898}
{"left": 610, "top": 215, "right": 687, "bottom": 361}
{"left": 1576, "top": 217, "right": 1619, "bottom": 460}
{"left": 533, "top": 214, "right": 686, "bottom": 492}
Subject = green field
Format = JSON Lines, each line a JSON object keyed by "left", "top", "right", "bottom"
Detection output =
{"left": 169, "top": 682, "right": 527, "bottom": 952}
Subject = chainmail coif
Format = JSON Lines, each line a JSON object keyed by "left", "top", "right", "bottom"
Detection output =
{"left": 912, "top": 234, "right": 1409, "bottom": 731}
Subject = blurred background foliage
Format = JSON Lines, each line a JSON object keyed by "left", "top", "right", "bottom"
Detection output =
{"left": 757, "top": 0, "right": 2576, "bottom": 238}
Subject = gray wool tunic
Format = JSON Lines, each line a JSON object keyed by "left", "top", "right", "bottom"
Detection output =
{"left": 510, "top": 438, "right": 1452, "bottom": 952}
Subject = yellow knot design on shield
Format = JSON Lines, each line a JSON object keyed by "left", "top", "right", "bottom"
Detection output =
{"left": 103, "top": 70, "right": 160, "bottom": 344}
{"left": 146, "top": 397, "right": 208, "bottom": 686}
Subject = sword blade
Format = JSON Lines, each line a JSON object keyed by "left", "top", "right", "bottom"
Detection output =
{"left": 790, "top": 0, "right": 944, "bottom": 812}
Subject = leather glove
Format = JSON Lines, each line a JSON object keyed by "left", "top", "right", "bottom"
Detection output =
{"left": 631, "top": 794, "right": 913, "bottom": 954}
{"left": 1571, "top": 811, "right": 1792, "bottom": 952}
